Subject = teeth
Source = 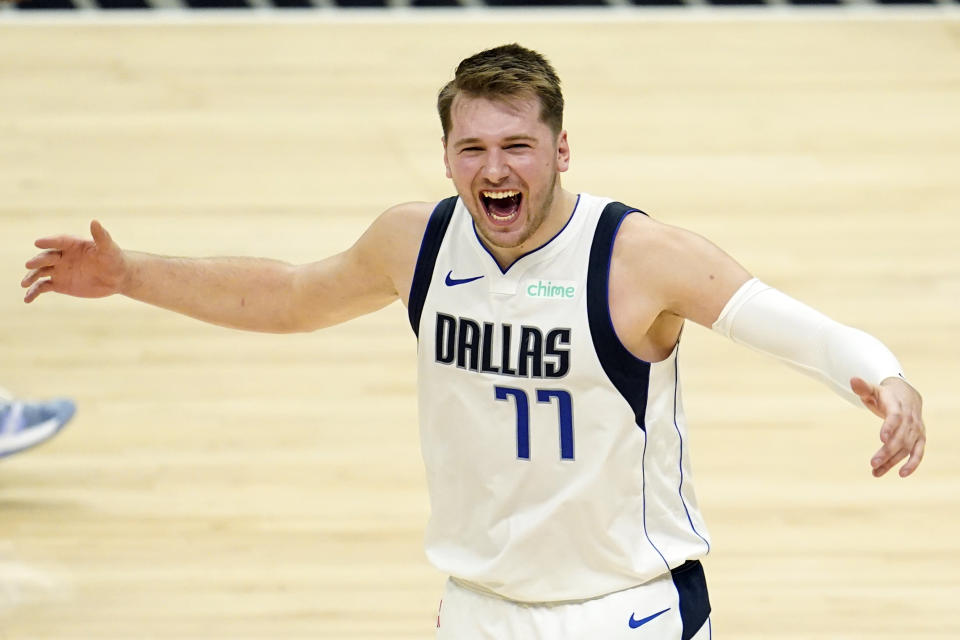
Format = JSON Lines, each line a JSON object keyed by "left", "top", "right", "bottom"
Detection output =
{"left": 482, "top": 190, "right": 520, "bottom": 199}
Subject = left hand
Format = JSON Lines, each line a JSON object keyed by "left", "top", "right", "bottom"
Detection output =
{"left": 851, "top": 376, "right": 926, "bottom": 478}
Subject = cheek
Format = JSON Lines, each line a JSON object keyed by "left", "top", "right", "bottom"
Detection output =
{"left": 451, "top": 159, "right": 483, "bottom": 184}
{"left": 517, "top": 158, "right": 550, "bottom": 188}
{"left": 524, "top": 151, "right": 553, "bottom": 170}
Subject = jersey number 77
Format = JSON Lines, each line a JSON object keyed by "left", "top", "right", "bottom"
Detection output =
{"left": 494, "top": 386, "right": 574, "bottom": 461}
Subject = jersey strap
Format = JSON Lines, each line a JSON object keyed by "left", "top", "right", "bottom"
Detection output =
{"left": 673, "top": 559, "right": 711, "bottom": 640}
{"left": 586, "top": 201, "right": 653, "bottom": 431}
{"left": 408, "top": 196, "right": 458, "bottom": 336}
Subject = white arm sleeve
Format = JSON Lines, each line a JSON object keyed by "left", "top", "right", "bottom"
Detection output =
{"left": 711, "top": 278, "right": 905, "bottom": 407}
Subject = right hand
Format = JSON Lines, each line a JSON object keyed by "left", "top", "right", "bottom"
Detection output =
{"left": 22, "top": 220, "right": 127, "bottom": 303}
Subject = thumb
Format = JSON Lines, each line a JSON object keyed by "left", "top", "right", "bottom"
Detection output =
{"left": 90, "top": 220, "right": 115, "bottom": 248}
{"left": 850, "top": 376, "right": 872, "bottom": 397}
{"left": 851, "top": 377, "right": 883, "bottom": 418}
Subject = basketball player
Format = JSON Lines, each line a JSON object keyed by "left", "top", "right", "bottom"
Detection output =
{"left": 20, "top": 44, "right": 925, "bottom": 639}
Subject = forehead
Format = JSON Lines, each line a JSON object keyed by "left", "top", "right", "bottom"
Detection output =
{"left": 447, "top": 93, "right": 549, "bottom": 142}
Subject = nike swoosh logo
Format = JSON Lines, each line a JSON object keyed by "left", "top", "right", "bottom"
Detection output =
{"left": 445, "top": 271, "right": 484, "bottom": 287}
{"left": 628, "top": 607, "right": 670, "bottom": 629}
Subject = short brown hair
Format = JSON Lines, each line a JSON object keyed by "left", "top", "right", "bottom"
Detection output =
{"left": 437, "top": 44, "right": 564, "bottom": 138}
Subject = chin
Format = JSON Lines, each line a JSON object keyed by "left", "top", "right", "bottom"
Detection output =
{"left": 479, "top": 224, "right": 533, "bottom": 251}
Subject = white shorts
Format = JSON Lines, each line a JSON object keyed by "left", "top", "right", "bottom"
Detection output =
{"left": 436, "top": 560, "right": 711, "bottom": 639}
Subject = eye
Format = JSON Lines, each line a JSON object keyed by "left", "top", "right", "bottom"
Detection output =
{"left": 506, "top": 143, "right": 530, "bottom": 150}
{"left": 460, "top": 146, "right": 482, "bottom": 154}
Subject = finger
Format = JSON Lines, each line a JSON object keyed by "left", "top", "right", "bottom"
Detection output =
{"left": 874, "top": 412, "right": 923, "bottom": 477}
{"left": 34, "top": 235, "right": 73, "bottom": 250}
{"left": 898, "top": 435, "right": 926, "bottom": 478}
{"left": 871, "top": 415, "right": 907, "bottom": 470}
{"left": 24, "top": 249, "right": 62, "bottom": 270}
{"left": 21, "top": 266, "right": 53, "bottom": 288}
{"left": 878, "top": 408, "right": 904, "bottom": 444}
{"left": 872, "top": 448, "right": 908, "bottom": 477}
{"left": 90, "top": 220, "right": 113, "bottom": 247}
{"left": 23, "top": 278, "right": 54, "bottom": 303}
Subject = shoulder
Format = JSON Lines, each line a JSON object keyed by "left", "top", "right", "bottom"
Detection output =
{"left": 360, "top": 201, "right": 439, "bottom": 257}
{"left": 375, "top": 201, "right": 437, "bottom": 234}
{"left": 608, "top": 210, "right": 751, "bottom": 328}
{"left": 358, "top": 200, "right": 448, "bottom": 303}
{"left": 612, "top": 211, "right": 695, "bottom": 249}
{"left": 610, "top": 211, "right": 709, "bottom": 268}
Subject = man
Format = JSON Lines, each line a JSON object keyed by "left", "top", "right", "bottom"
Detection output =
{"left": 0, "top": 387, "right": 75, "bottom": 459}
{"left": 21, "top": 44, "right": 924, "bottom": 639}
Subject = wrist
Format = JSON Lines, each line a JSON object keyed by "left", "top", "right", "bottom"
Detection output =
{"left": 117, "top": 250, "right": 142, "bottom": 297}
{"left": 879, "top": 374, "right": 908, "bottom": 387}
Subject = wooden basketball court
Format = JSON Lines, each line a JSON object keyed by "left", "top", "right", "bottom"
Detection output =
{"left": 1, "top": 14, "right": 958, "bottom": 638}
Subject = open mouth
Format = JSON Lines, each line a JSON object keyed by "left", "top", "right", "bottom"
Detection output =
{"left": 480, "top": 190, "right": 522, "bottom": 225}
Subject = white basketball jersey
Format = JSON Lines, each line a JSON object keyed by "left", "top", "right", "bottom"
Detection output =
{"left": 407, "top": 193, "right": 711, "bottom": 603}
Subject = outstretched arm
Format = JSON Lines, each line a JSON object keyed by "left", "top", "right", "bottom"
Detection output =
{"left": 710, "top": 278, "right": 926, "bottom": 478}
{"left": 614, "top": 216, "right": 927, "bottom": 478}
{"left": 22, "top": 203, "right": 432, "bottom": 333}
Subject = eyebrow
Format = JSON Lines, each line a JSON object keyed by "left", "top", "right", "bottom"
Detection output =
{"left": 453, "top": 135, "right": 538, "bottom": 148}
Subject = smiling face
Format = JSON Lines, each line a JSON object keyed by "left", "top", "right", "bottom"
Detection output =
{"left": 443, "top": 92, "right": 573, "bottom": 266}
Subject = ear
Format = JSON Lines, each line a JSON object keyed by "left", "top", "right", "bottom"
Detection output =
{"left": 442, "top": 136, "right": 452, "bottom": 179}
{"left": 556, "top": 130, "right": 570, "bottom": 173}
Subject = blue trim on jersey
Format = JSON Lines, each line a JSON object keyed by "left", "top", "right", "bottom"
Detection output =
{"left": 673, "top": 348, "right": 711, "bottom": 555}
{"left": 471, "top": 194, "right": 582, "bottom": 275}
{"left": 641, "top": 427, "right": 671, "bottom": 572}
{"left": 585, "top": 202, "right": 652, "bottom": 431}
{"left": 408, "top": 197, "right": 458, "bottom": 337}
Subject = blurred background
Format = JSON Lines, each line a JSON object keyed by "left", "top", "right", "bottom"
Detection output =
{"left": 1, "top": 6, "right": 959, "bottom": 640}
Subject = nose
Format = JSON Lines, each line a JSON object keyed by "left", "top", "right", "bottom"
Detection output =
{"left": 482, "top": 148, "right": 509, "bottom": 183}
